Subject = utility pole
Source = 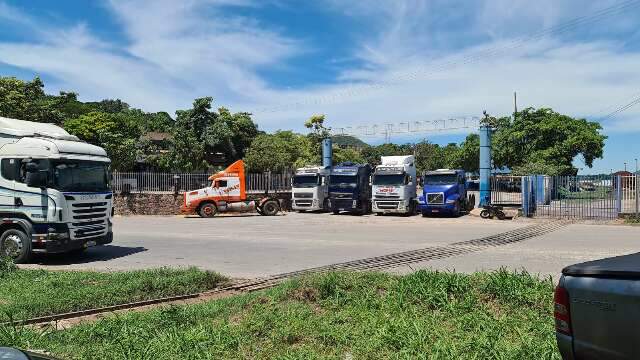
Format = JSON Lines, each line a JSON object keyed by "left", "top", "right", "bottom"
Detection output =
{"left": 625, "top": 162, "right": 627, "bottom": 172}
{"left": 513, "top": 91, "right": 518, "bottom": 119}
{"left": 635, "top": 158, "right": 638, "bottom": 173}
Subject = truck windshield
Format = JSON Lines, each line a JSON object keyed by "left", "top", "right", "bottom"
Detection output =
{"left": 293, "top": 175, "right": 318, "bottom": 187}
{"left": 330, "top": 175, "right": 357, "bottom": 185}
{"left": 424, "top": 174, "right": 458, "bottom": 185}
{"left": 373, "top": 174, "right": 404, "bottom": 186}
{"left": 51, "top": 160, "right": 111, "bottom": 192}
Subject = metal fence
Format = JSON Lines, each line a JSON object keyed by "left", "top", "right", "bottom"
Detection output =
{"left": 111, "top": 171, "right": 293, "bottom": 194}
{"left": 530, "top": 175, "right": 620, "bottom": 219}
{"left": 491, "top": 175, "right": 522, "bottom": 205}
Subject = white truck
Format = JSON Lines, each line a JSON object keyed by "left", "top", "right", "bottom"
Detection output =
{"left": 0, "top": 117, "right": 113, "bottom": 263}
{"left": 371, "top": 155, "right": 417, "bottom": 215}
{"left": 291, "top": 166, "right": 330, "bottom": 212}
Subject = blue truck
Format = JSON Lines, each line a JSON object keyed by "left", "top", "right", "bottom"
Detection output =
{"left": 418, "top": 169, "right": 475, "bottom": 217}
{"left": 328, "top": 162, "right": 372, "bottom": 215}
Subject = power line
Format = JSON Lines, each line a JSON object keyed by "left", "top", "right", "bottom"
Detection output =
{"left": 253, "top": 0, "right": 640, "bottom": 114}
{"left": 330, "top": 116, "right": 480, "bottom": 138}
{"left": 600, "top": 94, "right": 640, "bottom": 120}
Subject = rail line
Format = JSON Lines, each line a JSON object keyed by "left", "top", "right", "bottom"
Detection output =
{"left": 8, "top": 220, "right": 570, "bottom": 327}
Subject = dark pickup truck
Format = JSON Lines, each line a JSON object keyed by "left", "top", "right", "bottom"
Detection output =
{"left": 555, "top": 253, "right": 640, "bottom": 359}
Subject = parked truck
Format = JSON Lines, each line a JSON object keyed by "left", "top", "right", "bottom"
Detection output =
{"left": 371, "top": 155, "right": 417, "bottom": 215}
{"left": 418, "top": 169, "right": 474, "bottom": 217}
{"left": 291, "top": 166, "right": 330, "bottom": 212}
{"left": 328, "top": 162, "right": 372, "bottom": 215}
{"left": 0, "top": 117, "right": 114, "bottom": 263}
{"left": 181, "top": 160, "right": 281, "bottom": 217}
{"left": 555, "top": 253, "right": 640, "bottom": 359}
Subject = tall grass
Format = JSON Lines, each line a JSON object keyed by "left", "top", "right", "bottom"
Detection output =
{"left": 0, "top": 267, "right": 228, "bottom": 322}
{"left": 1, "top": 269, "right": 559, "bottom": 359}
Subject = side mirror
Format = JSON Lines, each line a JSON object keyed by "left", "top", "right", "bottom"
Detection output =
{"left": 24, "top": 162, "right": 47, "bottom": 189}
{"left": 418, "top": 177, "right": 424, "bottom": 187}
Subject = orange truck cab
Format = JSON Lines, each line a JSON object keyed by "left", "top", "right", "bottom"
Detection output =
{"left": 180, "top": 160, "right": 281, "bottom": 217}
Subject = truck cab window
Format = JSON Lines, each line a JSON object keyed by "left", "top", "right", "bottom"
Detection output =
{"left": 0, "top": 159, "right": 19, "bottom": 181}
{"left": 215, "top": 180, "right": 228, "bottom": 188}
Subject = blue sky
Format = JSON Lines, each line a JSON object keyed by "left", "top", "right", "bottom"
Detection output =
{"left": 1, "top": 0, "right": 640, "bottom": 174}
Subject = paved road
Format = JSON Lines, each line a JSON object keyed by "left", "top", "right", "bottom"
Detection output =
{"left": 25, "top": 213, "right": 640, "bottom": 280}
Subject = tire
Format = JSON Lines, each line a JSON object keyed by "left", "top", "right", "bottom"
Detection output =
{"left": 1, "top": 228, "right": 31, "bottom": 264}
{"left": 260, "top": 200, "right": 280, "bottom": 216}
{"left": 322, "top": 199, "right": 329, "bottom": 212}
{"left": 468, "top": 194, "right": 476, "bottom": 211}
{"left": 496, "top": 211, "right": 506, "bottom": 220}
{"left": 480, "top": 209, "right": 491, "bottom": 219}
{"left": 332, "top": 210, "right": 340, "bottom": 215}
{"left": 452, "top": 201, "right": 461, "bottom": 217}
{"left": 198, "top": 202, "right": 218, "bottom": 218}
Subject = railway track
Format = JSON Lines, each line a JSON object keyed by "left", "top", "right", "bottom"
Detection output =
{"left": 8, "top": 220, "right": 570, "bottom": 327}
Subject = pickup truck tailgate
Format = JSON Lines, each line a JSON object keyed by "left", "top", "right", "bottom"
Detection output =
{"left": 563, "top": 253, "right": 640, "bottom": 359}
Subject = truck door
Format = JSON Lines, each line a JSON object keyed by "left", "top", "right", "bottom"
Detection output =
{"left": 0, "top": 159, "right": 17, "bottom": 213}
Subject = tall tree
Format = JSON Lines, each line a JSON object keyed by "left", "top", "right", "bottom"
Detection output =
{"left": 492, "top": 108, "right": 606, "bottom": 175}
{"left": 0, "top": 76, "right": 65, "bottom": 124}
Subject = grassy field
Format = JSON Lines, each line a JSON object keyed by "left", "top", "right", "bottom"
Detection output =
{"left": 1, "top": 269, "right": 560, "bottom": 360}
{"left": 0, "top": 258, "right": 228, "bottom": 322}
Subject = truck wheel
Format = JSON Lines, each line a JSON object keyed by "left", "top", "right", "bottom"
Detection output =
{"left": 1, "top": 228, "right": 32, "bottom": 264}
{"left": 260, "top": 200, "right": 280, "bottom": 216}
{"left": 452, "top": 201, "right": 461, "bottom": 217}
{"left": 198, "top": 202, "right": 218, "bottom": 218}
{"left": 322, "top": 199, "right": 329, "bottom": 212}
{"left": 480, "top": 209, "right": 492, "bottom": 219}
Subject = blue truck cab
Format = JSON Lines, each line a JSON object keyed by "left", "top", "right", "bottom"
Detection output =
{"left": 418, "top": 169, "right": 474, "bottom": 217}
{"left": 328, "top": 162, "right": 372, "bottom": 215}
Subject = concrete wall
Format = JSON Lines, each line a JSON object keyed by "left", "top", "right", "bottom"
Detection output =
{"left": 113, "top": 192, "right": 292, "bottom": 216}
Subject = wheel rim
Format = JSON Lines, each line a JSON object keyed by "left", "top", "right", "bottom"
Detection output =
{"left": 203, "top": 206, "right": 214, "bottom": 216}
{"left": 265, "top": 203, "right": 276, "bottom": 213}
{"left": 2, "top": 234, "right": 22, "bottom": 258}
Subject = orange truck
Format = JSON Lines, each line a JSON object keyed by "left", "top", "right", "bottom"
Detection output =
{"left": 180, "top": 160, "right": 282, "bottom": 217}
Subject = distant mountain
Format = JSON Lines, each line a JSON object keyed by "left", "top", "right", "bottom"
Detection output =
{"left": 331, "top": 134, "right": 368, "bottom": 148}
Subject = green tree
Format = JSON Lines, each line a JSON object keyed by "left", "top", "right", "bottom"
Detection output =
{"left": 0, "top": 76, "right": 65, "bottom": 124}
{"left": 63, "top": 111, "right": 141, "bottom": 170}
{"left": 451, "top": 134, "right": 480, "bottom": 173}
{"left": 244, "top": 131, "right": 311, "bottom": 172}
{"left": 492, "top": 108, "right": 606, "bottom": 175}
{"left": 168, "top": 97, "right": 259, "bottom": 171}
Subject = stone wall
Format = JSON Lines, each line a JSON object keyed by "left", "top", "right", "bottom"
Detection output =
{"left": 113, "top": 192, "right": 292, "bottom": 216}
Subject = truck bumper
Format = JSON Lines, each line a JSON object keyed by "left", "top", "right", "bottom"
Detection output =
{"left": 33, "top": 231, "right": 113, "bottom": 254}
{"left": 556, "top": 333, "right": 574, "bottom": 360}
{"left": 292, "top": 199, "right": 323, "bottom": 211}
{"left": 418, "top": 203, "right": 455, "bottom": 215}
{"left": 372, "top": 199, "right": 411, "bottom": 214}
{"left": 328, "top": 199, "right": 359, "bottom": 213}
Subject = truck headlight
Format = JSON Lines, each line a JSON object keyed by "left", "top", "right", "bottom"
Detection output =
{"left": 446, "top": 199, "right": 456, "bottom": 204}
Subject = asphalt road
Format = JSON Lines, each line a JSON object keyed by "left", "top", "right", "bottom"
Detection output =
{"left": 25, "top": 213, "right": 640, "bottom": 280}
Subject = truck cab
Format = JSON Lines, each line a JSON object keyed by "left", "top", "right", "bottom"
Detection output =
{"left": 328, "top": 162, "right": 371, "bottom": 215}
{"left": 291, "top": 166, "right": 329, "bottom": 212}
{"left": 418, "top": 169, "right": 473, "bottom": 217}
{"left": 372, "top": 155, "right": 417, "bottom": 215}
{"left": 0, "top": 117, "right": 114, "bottom": 263}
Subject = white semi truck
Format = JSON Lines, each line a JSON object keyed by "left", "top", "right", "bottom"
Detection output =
{"left": 0, "top": 117, "right": 113, "bottom": 263}
{"left": 291, "top": 166, "right": 330, "bottom": 212}
{"left": 371, "top": 155, "right": 417, "bottom": 215}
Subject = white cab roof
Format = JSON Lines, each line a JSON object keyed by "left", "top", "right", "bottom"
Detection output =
{"left": 380, "top": 155, "right": 414, "bottom": 166}
{"left": 0, "top": 117, "right": 79, "bottom": 141}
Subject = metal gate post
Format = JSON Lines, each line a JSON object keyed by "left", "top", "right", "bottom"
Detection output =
{"left": 635, "top": 174, "right": 639, "bottom": 218}
{"left": 616, "top": 175, "right": 622, "bottom": 216}
{"left": 521, "top": 176, "right": 530, "bottom": 217}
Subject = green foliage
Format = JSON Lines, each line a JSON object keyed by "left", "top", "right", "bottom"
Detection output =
{"left": 0, "top": 76, "right": 65, "bottom": 124}
{"left": 0, "top": 256, "right": 16, "bottom": 278}
{"left": 168, "top": 97, "right": 259, "bottom": 171}
{"left": 331, "top": 135, "right": 368, "bottom": 148}
{"left": 0, "top": 267, "right": 228, "bottom": 322}
{"left": 64, "top": 111, "right": 142, "bottom": 170}
{"left": 493, "top": 108, "right": 606, "bottom": 175}
{"left": 244, "top": 131, "right": 312, "bottom": 172}
{"left": 1, "top": 270, "right": 558, "bottom": 359}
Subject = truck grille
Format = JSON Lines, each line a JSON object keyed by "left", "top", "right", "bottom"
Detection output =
{"left": 426, "top": 193, "right": 444, "bottom": 205}
{"left": 294, "top": 200, "right": 313, "bottom": 207}
{"left": 70, "top": 201, "right": 108, "bottom": 239}
{"left": 331, "top": 193, "right": 352, "bottom": 199}
{"left": 294, "top": 192, "right": 313, "bottom": 198}
{"left": 374, "top": 194, "right": 400, "bottom": 199}
{"left": 375, "top": 201, "right": 399, "bottom": 209}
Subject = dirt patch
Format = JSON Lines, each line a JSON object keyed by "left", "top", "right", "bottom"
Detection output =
{"left": 290, "top": 287, "right": 319, "bottom": 303}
